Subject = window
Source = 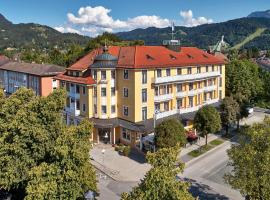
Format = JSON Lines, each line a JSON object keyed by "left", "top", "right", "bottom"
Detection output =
{"left": 111, "top": 105, "right": 116, "bottom": 113}
{"left": 198, "top": 82, "right": 201, "bottom": 88}
{"left": 177, "top": 84, "right": 182, "bottom": 92}
{"left": 197, "top": 66, "right": 201, "bottom": 73}
{"left": 122, "top": 128, "right": 131, "bottom": 141}
{"left": 219, "top": 77, "right": 222, "bottom": 87}
{"left": 142, "top": 89, "right": 147, "bottom": 102}
{"left": 94, "top": 105, "right": 97, "bottom": 114}
{"left": 66, "top": 97, "right": 70, "bottom": 108}
{"left": 157, "top": 69, "right": 162, "bottom": 77}
{"left": 83, "top": 104, "right": 86, "bottom": 112}
{"left": 219, "top": 91, "right": 222, "bottom": 100}
{"left": 94, "top": 87, "right": 97, "bottom": 97}
{"left": 52, "top": 80, "right": 57, "bottom": 90}
{"left": 76, "top": 100, "right": 80, "bottom": 110}
{"left": 155, "top": 87, "right": 159, "bottom": 96}
{"left": 164, "top": 102, "right": 169, "bottom": 111}
{"left": 206, "top": 66, "right": 209, "bottom": 72}
{"left": 210, "top": 92, "right": 213, "bottom": 99}
{"left": 111, "top": 70, "right": 115, "bottom": 79}
{"left": 76, "top": 85, "right": 80, "bottom": 93}
{"left": 123, "top": 88, "right": 128, "bottom": 97}
{"left": 82, "top": 86, "right": 86, "bottom": 95}
{"left": 166, "top": 69, "right": 171, "bottom": 76}
{"left": 93, "top": 70, "right": 97, "bottom": 80}
{"left": 166, "top": 85, "right": 170, "bottom": 94}
{"left": 188, "top": 67, "right": 192, "bottom": 74}
{"left": 189, "top": 83, "right": 193, "bottom": 91}
{"left": 102, "top": 106, "right": 107, "bottom": 114}
{"left": 124, "top": 69, "right": 129, "bottom": 79}
{"left": 61, "top": 81, "right": 65, "bottom": 87}
{"left": 76, "top": 71, "right": 80, "bottom": 77}
{"left": 101, "top": 70, "right": 106, "bottom": 80}
{"left": 123, "top": 106, "right": 129, "bottom": 116}
{"left": 212, "top": 65, "right": 215, "bottom": 71}
{"left": 189, "top": 97, "right": 193, "bottom": 107}
{"left": 204, "top": 80, "right": 207, "bottom": 87}
{"left": 219, "top": 65, "right": 223, "bottom": 74}
{"left": 142, "top": 107, "right": 147, "bottom": 120}
{"left": 204, "top": 93, "right": 207, "bottom": 101}
{"left": 142, "top": 70, "right": 147, "bottom": 84}
{"left": 198, "top": 94, "right": 201, "bottom": 105}
{"left": 155, "top": 103, "right": 160, "bottom": 112}
{"left": 177, "top": 98, "right": 182, "bottom": 109}
{"left": 101, "top": 88, "right": 106, "bottom": 97}
{"left": 111, "top": 87, "right": 115, "bottom": 96}
{"left": 177, "top": 68, "right": 182, "bottom": 75}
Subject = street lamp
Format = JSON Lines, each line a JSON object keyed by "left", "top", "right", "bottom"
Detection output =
{"left": 104, "top": 132, "right": 108, "bottom": 144}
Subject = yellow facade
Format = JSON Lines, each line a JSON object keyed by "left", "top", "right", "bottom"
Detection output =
{"left": 59, "top": 63, "right": 226, "bottom": 148}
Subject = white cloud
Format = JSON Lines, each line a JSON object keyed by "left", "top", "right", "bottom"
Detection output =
{"left": 62, "top": 6, "right": 170, "bottom": 36}
{"left": 54, "top": 7, "right": 213, "bottom": 37}
{"left": 180, "top": 10, "right": 213, "bottom": 27}
{"left": 54, "top": 26, "right": 81, "bottom": 34}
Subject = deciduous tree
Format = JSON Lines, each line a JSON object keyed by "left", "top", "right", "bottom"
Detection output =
{"left": 194, "top": 105, "right": 221, "bottom": 145}
{"left": 0, "top": 88, "right": 97, "bottom": 199}
{"left": 220, "top": 96, "right": 240, "bottom": 135}
{"left": 225, "top": 117, "right": 270, "bottom": 199}
{"left": 121, "top": 147, "right": 194, "bottom": 200}
{"left": 154, "top": 119, "right": 187, "bottom": 149}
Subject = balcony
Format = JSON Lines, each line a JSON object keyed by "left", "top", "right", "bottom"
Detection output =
{"left": 65, "top": 103, "right": 80, "bottom": 116}
{"left": 154, "top": 71, "right": 220, "bottom": 84}
{"left": 204, "top": 85, "right": 217, "bottom": 92}
{"left": 155, "top": 109, "right": 178, "bottom": 120}
{"left": 176, "top": 91, "right": 186, "bottom": 98}
{"left": 204, "top": 98, "right": 219, "bottom": 105}
{"left": 179, "top": 106, "right": 200, "bottom": 114}
{"left": 154, "top": 93, "right": 173, "bottom": 102}
{"left": 186, "top": 89, "right": 197, "bottom": 96}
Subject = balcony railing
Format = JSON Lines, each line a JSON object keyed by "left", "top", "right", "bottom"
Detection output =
{"left": 154, "top": 93, "right": 173, "bottom": 102}
{"left": 176, "top": 91, "right": 186, "bottom": 98}
{"left": 156, "top": 109, "right": 178, "bottom": 120}
{"left": 204, "top": 85, "right": 217, "bottom": 92}
{"left": 154, "top": 71, "right": 220, "bottom": 84}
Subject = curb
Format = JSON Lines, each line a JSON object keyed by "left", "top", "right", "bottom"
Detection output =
{"left": 91, "top": 160, "right": 120, "bottom": 182}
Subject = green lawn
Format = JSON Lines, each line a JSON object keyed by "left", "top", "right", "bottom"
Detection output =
{"left": 188, "top": 139, "right": 225, "bottom": 158}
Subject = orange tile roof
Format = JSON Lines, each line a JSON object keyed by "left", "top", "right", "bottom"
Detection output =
{"left": 67, "top": 45, "right": 225, "bottom": 71}
{"left": 54, "top": 72, "right": 96, "bottom": 85}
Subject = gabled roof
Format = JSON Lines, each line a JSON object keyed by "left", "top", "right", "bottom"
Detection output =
{"left": 0, "top": 61, "right": 65, "bottom": 76}
{"left": 67, "top": 45, "right": 226, "bottom": 71}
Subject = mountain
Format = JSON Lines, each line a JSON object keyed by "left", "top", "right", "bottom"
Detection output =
{"left": 248, "top": 10, "right": 270, "bottom": 19}
{"left": 116, "top": 17, "right": 270, "bottom": 50}
{"left": 0, "top": 14, "right": 90, "bottom": 50}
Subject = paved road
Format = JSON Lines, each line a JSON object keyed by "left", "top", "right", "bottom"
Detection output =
{"left": 181, "top": 141, "right": 244, "bottom": 200}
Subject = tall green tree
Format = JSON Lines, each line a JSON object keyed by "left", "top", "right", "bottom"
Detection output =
{"left": 225, "top": 117, "right": 270, "bottom": 199}
{"left": 220, "top": 96, "right": 240, "bottom": 135}
{"left": 121, "top": 147, "right": 194, "bottom": 200}
{"left": 154, "top": 119, "right": 187, "bottom": 149}
{"left": 226, "top": 59, "right": 262, "bottom": 101}
{"left": 194, "top": 105, "right": 221, "bottom": 145}
{"left": 0, "top": 88, "right": 97, "bottom": 199}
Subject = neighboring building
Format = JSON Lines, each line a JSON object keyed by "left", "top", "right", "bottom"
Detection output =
{"left": 0, "top": 61, "right": 65, "bottom": 96}
{"left": 54, "top": 43, "right": 226, "bottom": 150}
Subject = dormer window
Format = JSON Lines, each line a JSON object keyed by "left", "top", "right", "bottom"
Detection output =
{"left": 187, "top": 54, "right": 194, "bottom": 59}
{"left": 203, "top": 54, "right": 209, "bottom": 59}
{"left": 93, "top": 70, "right": 97, "bottom": 80}
{"left": 166, "top": 69, "right": 171, "bottom": 76}
{"left": 76, "top": 71, "right": 79, "bottom": 77}
{"left": 146, "top": 54, "right": 154, "bottom": 60}
{"left": 170, "top": 54, "right": 177, "bottom": 60}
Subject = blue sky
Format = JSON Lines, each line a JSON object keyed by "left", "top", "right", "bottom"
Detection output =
{"left": 0, "top": 0, "right": 269, "bottom": 36}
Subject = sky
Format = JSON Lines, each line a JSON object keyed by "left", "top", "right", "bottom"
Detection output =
{"left": 0, "top": 0, "right": 269, "bottom": 36}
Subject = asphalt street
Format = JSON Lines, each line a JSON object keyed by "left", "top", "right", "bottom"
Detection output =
{"left": 182, "top": 141, "right": 244, "bottom": 200}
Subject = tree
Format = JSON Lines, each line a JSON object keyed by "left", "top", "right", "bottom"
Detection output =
{"left": 226, "top": 59, "right": 262, "bottom": 101}
{"left": 194, "top": 106, "right": 221, "bottom": 145}
{"left": 220, "top": 96, "right": 240, "bottom": 135}
{"left": 225, "top": 117, "right": 270, "bottom": 199}
{"left": 154, "top": 119, "right": 187, "bottom": 149}
{"left": 121, "top": 147, "right": 194, "bottom": 200}
{"left": 266, "top": 50, "right": 270, "bottom": 58}
{"left": 0, "top": 88, "right": 97, "bottom": 199}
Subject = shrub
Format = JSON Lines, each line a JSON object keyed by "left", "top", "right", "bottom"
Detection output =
{"left": 123, "top": 146, "right": 131, "bottom": 156}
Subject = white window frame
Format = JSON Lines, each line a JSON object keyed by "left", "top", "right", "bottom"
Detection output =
{"left": 123, "top": 69, "right": 129, "bottom": 80}
{"left": 123, "top": 106, "right": 129, "bottom": 116}
{"left": 123, "top": 87, "right": 128, "bottom": 97}
{"left": 121, "top": 128, "right": 131, "bottom": 141}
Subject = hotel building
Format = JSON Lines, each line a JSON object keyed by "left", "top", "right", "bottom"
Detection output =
{"left": 54, "top": 42, "right": 226, "bottom": 149}
{"left": 0, "top": 61, "right": 65, "bottom": 96}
